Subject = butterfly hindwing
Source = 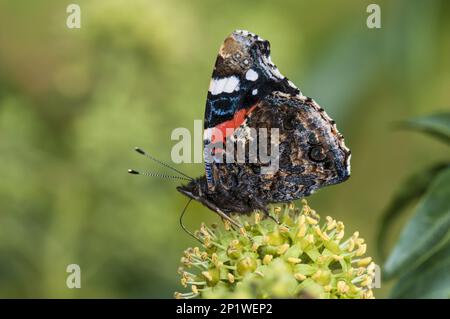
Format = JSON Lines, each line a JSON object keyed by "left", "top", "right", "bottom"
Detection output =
{"left": 210, "top": 92, "right": 351, "bottom": 203}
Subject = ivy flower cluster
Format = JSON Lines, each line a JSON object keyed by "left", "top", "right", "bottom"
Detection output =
{"left": 175, "top": 200, "right": 376, "bottom": 299}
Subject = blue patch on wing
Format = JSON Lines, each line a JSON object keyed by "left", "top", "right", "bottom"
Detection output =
{"left": 205, "top": 95, "right": 241, "bottom": 128}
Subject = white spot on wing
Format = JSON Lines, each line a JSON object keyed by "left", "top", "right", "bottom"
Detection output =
{"left": 252, "top": 89, "right": 258, "bottom": 95}
{"left": 245, "top": 69, "right": 259, "bottom": 81}
{"left": 223, "top": 76, "right": 240, "bottom": 93}
{"left": 209, "top": 78, "right": 223, "bottom": 95}
{"left": 209, "top": 76, "right": 240, "bottom": 95}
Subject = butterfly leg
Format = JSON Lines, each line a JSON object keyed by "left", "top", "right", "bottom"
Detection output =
{"left": 214, "top": 208, "right": 242, "bottom": 229}
{"left": 193, "top": 194, "right": 243, "bottom": 228}
{"left": 262, "top": 207, "right": 280, "bottom": 225}
{"left": 250, "top": 195, "right": 280, "bottom": 225}
{"left": 203, "top": 200, "right": 242, "bottom": 228}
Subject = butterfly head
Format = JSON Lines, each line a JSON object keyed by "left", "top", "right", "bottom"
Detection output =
{"left": 177, "top": 177, "right": 237, "bottom": 213}
{"left": 177, "top": 177, "right": 208, "bottom": 202}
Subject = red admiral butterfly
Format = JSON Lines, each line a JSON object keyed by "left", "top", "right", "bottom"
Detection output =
{"left": 130, "top": 30, "right": 351, "bottom": 228}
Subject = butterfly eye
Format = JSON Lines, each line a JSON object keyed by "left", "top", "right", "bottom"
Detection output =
{"left": 309, "top": 146, "right": 327, "bottom": 162}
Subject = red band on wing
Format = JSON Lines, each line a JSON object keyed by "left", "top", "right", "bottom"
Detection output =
{"left": 210, "top": 104, "right": 257, "bottom": 144}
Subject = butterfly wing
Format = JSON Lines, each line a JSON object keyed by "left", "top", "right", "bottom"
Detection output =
{"left": 211, "top": 92, "right": 351, "bottom": 205}
{"left": 204, "top": 30, "right": 299, "bottom": 189}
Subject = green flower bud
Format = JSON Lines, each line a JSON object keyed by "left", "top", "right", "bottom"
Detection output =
{"left": 237, "top": 255, "right": 258, "bottom": 276}
{"left": 266, "top": 230, "right": 287, "bottom": 246}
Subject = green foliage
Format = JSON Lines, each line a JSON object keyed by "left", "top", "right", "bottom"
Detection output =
{"left": 384, "top": 167, "right": 450, "bottom": 278}
{"left": 376, "top": 163, "right": 448, "bottom": 259}
{"left": 397, "top": 113, "right": 450, "bottom": 145}
{"left": 378, "top": 113, "right": 450, "bottom": 298}
{"left": 389, "top": 241, "right": 450, "bottom": 298}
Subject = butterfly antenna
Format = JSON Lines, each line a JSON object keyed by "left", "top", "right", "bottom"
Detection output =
{"left": 128, "top": 169, "right": 192, "bottom": 181}
{"left": 179, "top": 199, "right": 202, "bottom": 243}
{"left": 134, "top": 147, "right": 193, "bottom": 180}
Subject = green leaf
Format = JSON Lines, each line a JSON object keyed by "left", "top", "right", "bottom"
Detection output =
{"left": 390, "top": 239, "right": 450, "bottom": 298}
{"left": 397, "top": 112, "right": 450, "bottom": 144}
{"left": 384, "top": 167, "right": 450, "bottom": 279}
{"left": 377, "top": 163, "right": 449, "bottom": 260}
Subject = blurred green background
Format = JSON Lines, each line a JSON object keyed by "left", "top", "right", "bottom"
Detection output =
{"left": 0, "top": 0, "right": 449, "bottom": 298}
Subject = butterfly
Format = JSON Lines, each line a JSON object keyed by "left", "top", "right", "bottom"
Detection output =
{"left": 130, "top": 30, "right": 351, "bottom": 228}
